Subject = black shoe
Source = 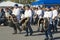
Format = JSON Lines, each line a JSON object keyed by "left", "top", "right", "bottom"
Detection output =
{"left": 25, "top": 34, "right": 28, "bottom": 36}
{"left": 55, "top": 30, "right": 57, "bottom": 32}
{"left": 30, "top": 31, "right": 33, "bottom": 36}
{"left": 37, "top": 30, "right": 40, "bottom": 32}
{"left": 49, "top": 37, "right": 54, "bottom": 40}
{"left": 40, "top": 30, "right": 44, "bottom": 32}
{"left": 19, "top": 32, "right": 21, "bottom": 34}
{"left": 30, "top": 34, "right": 32, "bottom": 36}
{"left": 19, "top": 30, "right": 22, "bottom": 34}
{"left": 12, "top": 32, "right": 17, "bottom": 34}
{"left": 30, "top": 33, "right": 33, "bottom": 36}
{"left": 44, "top": 38, "right": 49, "bottom": 40}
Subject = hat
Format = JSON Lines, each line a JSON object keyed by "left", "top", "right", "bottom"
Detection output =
{"left": 37, "top": 6, "right": 40, "bottom": 8}
{"left": 14, "top": 4, "right": 18, "bottom": 7}
{"left": 45, "top": 6, "right": 51, "bottom": 8}
{"left": 50, "top": 6, "right": 55, "bottom": 9}
{"left": 25, "top": 5, "right": 30, "bottom": 8}
{"left": 38, "top": 6, "right": 40, "bottom": 8}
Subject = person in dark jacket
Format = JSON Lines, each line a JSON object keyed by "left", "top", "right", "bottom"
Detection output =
{"left": 0, "top": 8, "right": 6, "bottom": 25}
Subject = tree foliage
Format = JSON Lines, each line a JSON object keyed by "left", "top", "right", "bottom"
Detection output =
{"left": 3, "top": 0, "right": 36, "bottom": 4}
{"left": 21, "top": 0, "right": 36, "bottom": 4}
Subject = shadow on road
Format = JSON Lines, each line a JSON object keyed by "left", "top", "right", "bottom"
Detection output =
{"left": 54, "top": 37, "right": 60, "bottom": 40}
{"left": 52, "top": 31, "right": 60, "bottom": 34}
{"left": 57, "top": 28, "right": 60, "bottom": 30}
{"left": 31, "top": 31, "right": 45, "bottom": 36}
{"left": 32, "top": 33, "right": 45, "bottom": 36}
{"left": 17, "top": 30, "right": 42, "bottom": 34}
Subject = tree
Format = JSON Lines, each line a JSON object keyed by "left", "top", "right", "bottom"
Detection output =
{"left": 15, "top": 0, "right": 19, "bottom": 3}
{"left": 21, "top": 0, "right": 36, "bottom": 4}
{"left": 3, "top": 0, "right": 36, "bottom": 4}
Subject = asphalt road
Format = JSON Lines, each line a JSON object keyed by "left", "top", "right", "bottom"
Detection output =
{"left": 0, "top": 25, "right": 60, "bottom": 40}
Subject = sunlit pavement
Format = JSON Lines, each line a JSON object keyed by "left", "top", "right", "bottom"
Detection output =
{"left": 0, "top": 25, "right": 60, "bottom": 40}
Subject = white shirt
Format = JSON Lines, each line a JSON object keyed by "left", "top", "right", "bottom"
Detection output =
{"left": 34, "top": 10, "right": 37, "bottom": 15}
{"left": 36, "top": 10, "right": 42, "bottom": 18}
{"left": 52, "top": 10, "right": 58, "bottom": 19}
{"left": 5, "top": 12, "right": 10, "bottom": 17}
{"left": 24, "top": 10, "right": 32, "bottom": 18}
{"left": 44, "top": 11, "right": 53, "bottom": 24}
{"left": 12, "top": 8, "right": 20, "bottom": 16}
{"left": 21, "top": 14, "right": 25, "bottom": 19}
{"left": 44, "top": 11, "right": 53, "bottom": 18}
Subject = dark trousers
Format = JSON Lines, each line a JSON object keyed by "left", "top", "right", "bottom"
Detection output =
{"left": 33, "top": 16, "right": 38, "bottom": 25}
{"left": 45, "top": 24, "right": 53, "bottom": 38}
{"left": 13, "top": 23, "right": 21, "bottom": 33}
{"left": 53, "top": 20, "right": 58, "bottom": 32}
{"left": 25, "top": 20, "right": 33, "bottom": 35}
{"left": 0, "top": 18, "right": 7, "bottom": 25}
{"left": 38, "top": 18, "right": 44, "bottom": 32}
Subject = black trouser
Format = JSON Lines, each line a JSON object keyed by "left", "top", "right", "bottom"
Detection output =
{"left": 38, "top": 18, "right": 44, "bottom": 32}
{"left": 0, "top": 18, "right": 7, "bottom": 25}
{"left": 25, "top": 18, "right": 33, "bottom": 35}
{"left": 33, "top": 16, "right": 38, "bottom": 25}
{"left": 52, "top": 20, "right": 58, "bottom": 32}
{"left": 13, "top": 23, "right": 21, "bottom": 33}
{"left": 45, "top": 24, "right": 53, "bottom": 38}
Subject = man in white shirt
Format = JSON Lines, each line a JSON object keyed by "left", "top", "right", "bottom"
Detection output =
{"left": 44, "top": 8, "right": 53, "bottom": 25}
{"left": 33, "top": 8, "right": 38, "bottom": 25}
{"left": 12, "top": 4, "right": 21, "bottom": 22}
{"left": 51, "top": 7, "right": 58, "bottom": 32}
{"left": 12, "top": 4, "right": 21, "bottom": 34}
{"left": 24, "top": 5, "right": 33, "bottom": 36}
{"left": 36, "top": 7, "right": 43, "bottom": 18}
{"left": 44, "top": 7, "right": 53, "bottom": 40}
{"left": 44, "top": 8, "right": 53, "bottom": 18}
{"left": 36, "top": 7, "right": 43, "bottom": 32}
{"left": 24, "top": 9, "right": 32, "bottom": 18}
